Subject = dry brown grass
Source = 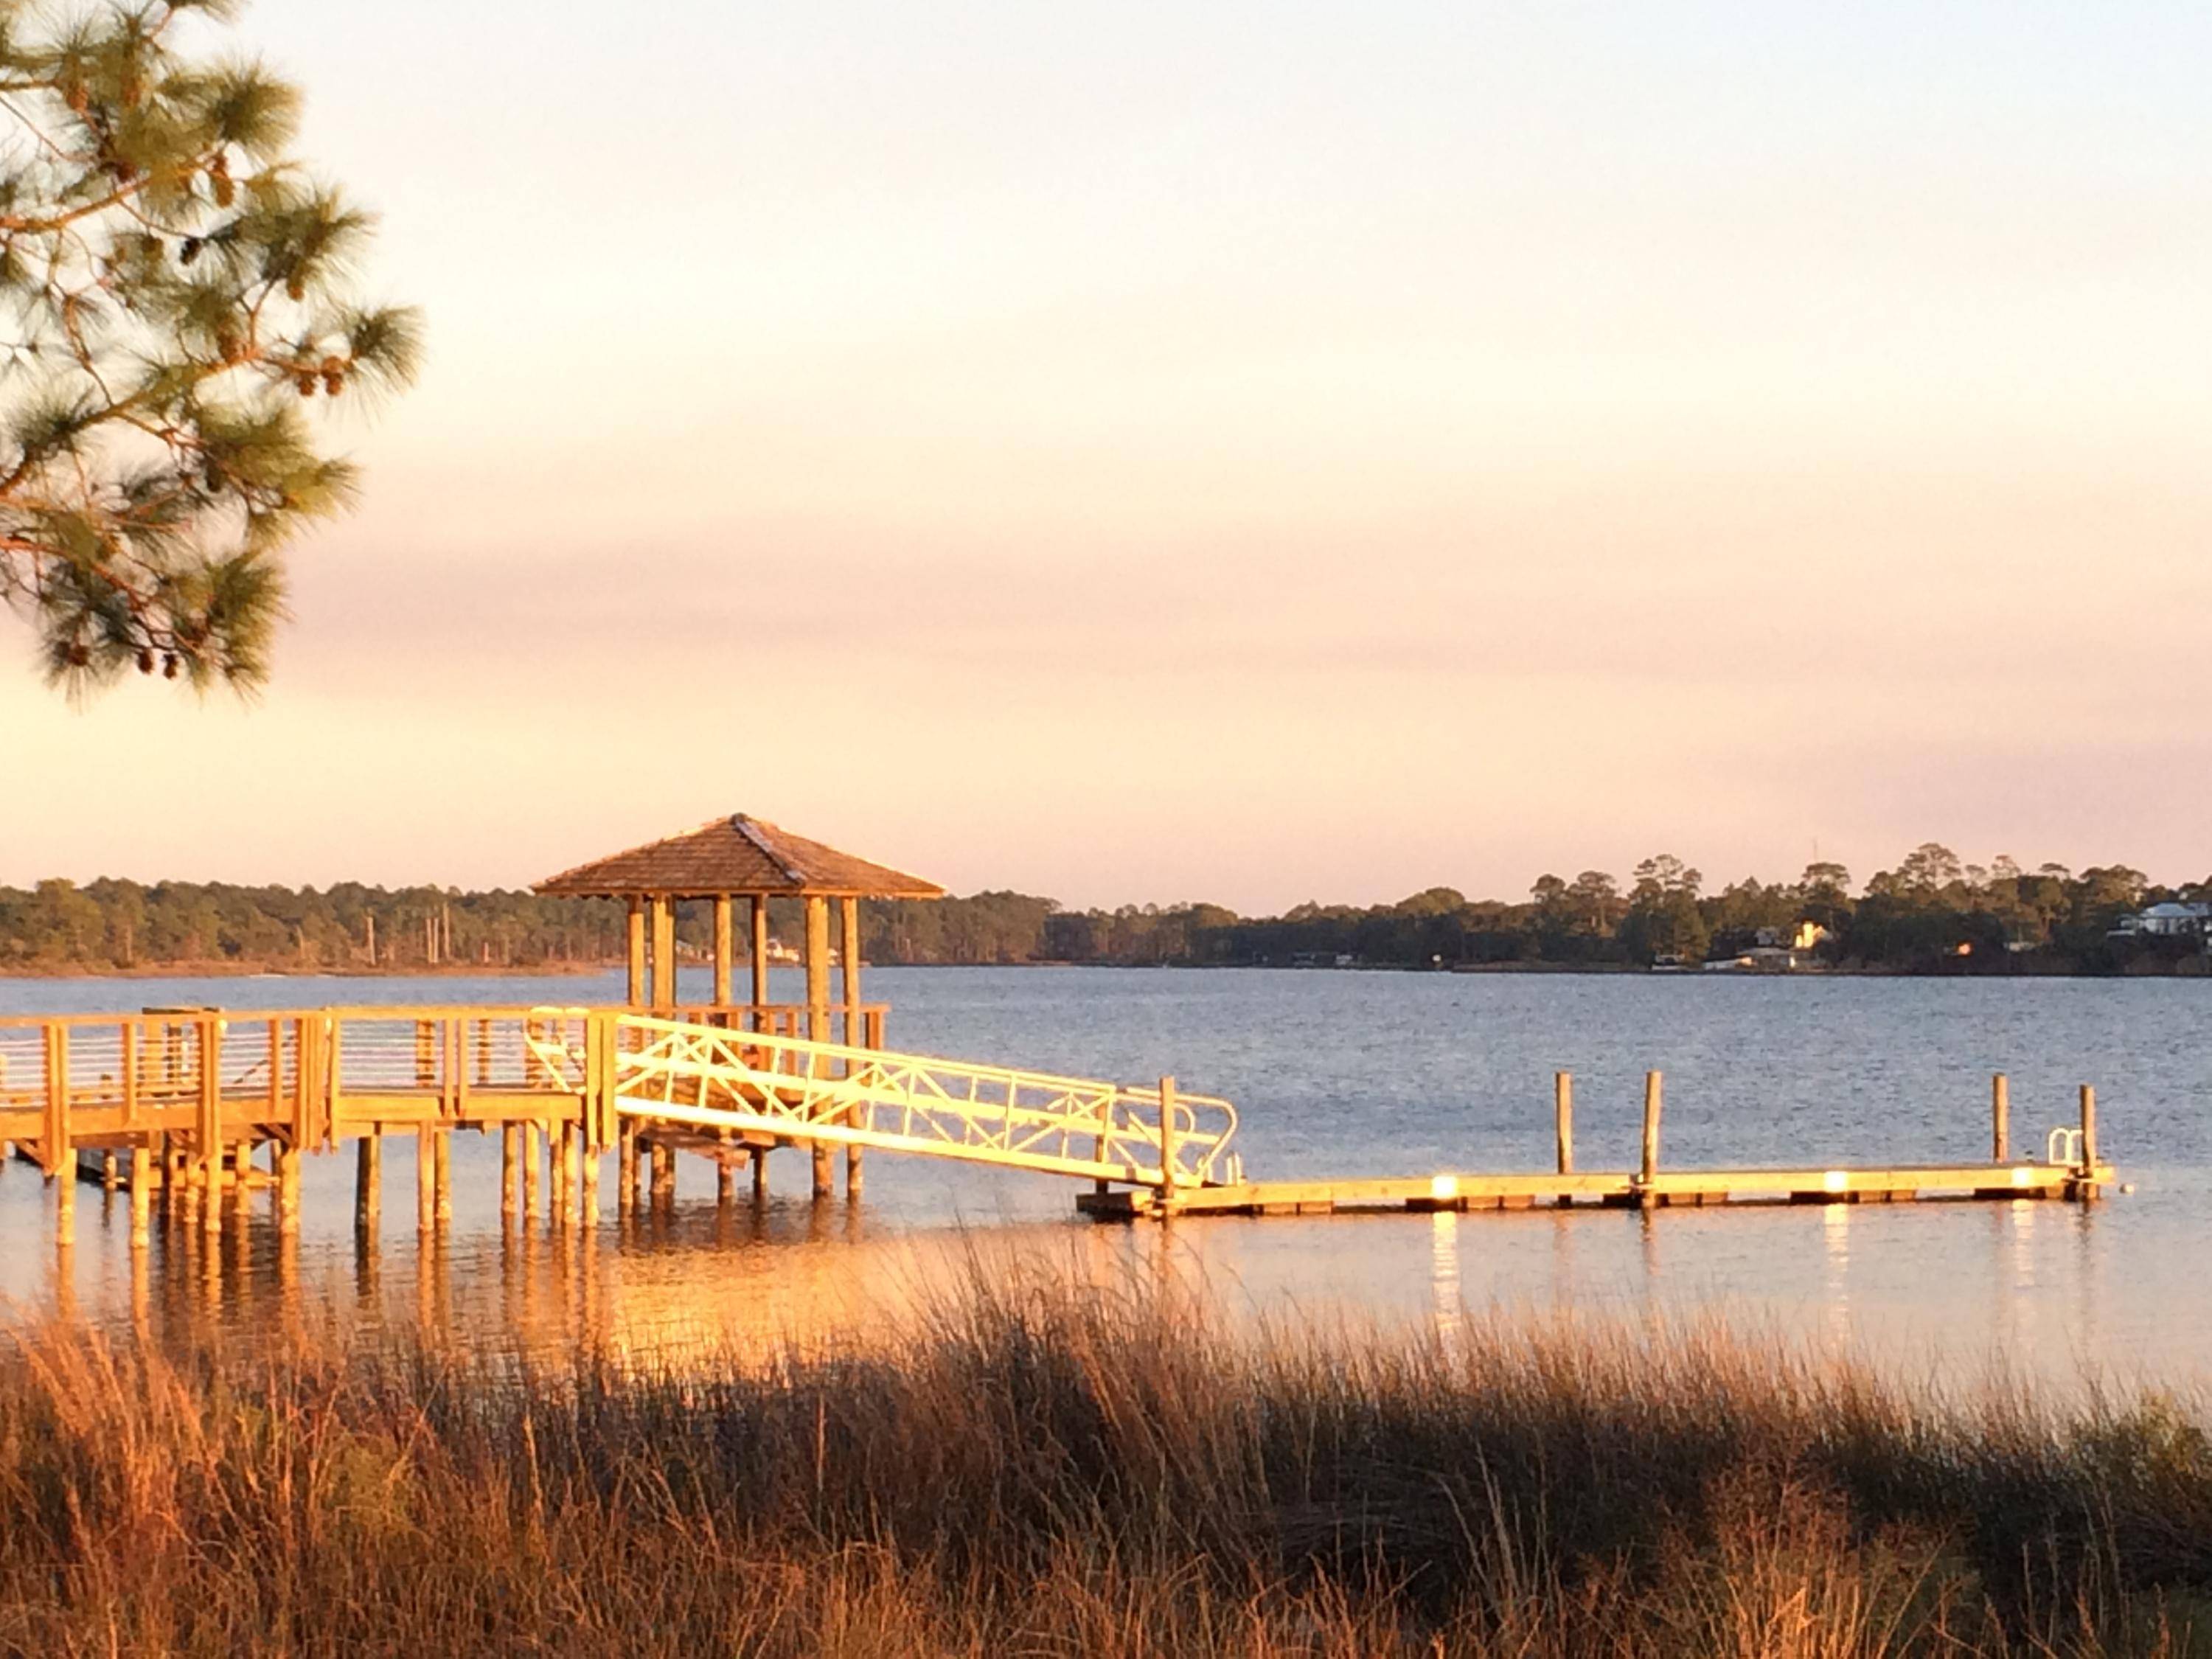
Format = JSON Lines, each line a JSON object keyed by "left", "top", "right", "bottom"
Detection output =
{"left": 0, "top": 1268, "right": 2208, "bottom": 1655}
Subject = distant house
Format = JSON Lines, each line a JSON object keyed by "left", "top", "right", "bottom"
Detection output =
{"left": 2110, "top": 901, "right": 2212, "bottom": 939}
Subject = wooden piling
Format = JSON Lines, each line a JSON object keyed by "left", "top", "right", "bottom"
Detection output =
{"left": 580, "top": 1140, "right": 599, "bottom": 1222}
{"left": 129, "top": 1145, "right": 152, "bottom": 1245}
{"left": 717, "top": 1160, "right": 735, "bottom": 1207}
{"left": 356, "top": 1132, "right": 381, "bottom": 1231}
{"left": 231, "top": 1140, "right": 256, "bottom": 1217}
{"left": 752, "top": 1147, "right": 768, "bottom": 1204}
{"left": 524, "top": 1121, "right": 545, "bottom": 1220}
{"left": 562, "top": 1123, "right": 582, "bottom": 1223}
{"left": 1554, "top": 1071, "right": 1573, "bottom": 1175}
{"left": 433, "top": 1128, "right": 452, "bottom": 1225}
{"left": 2079, "top": 1084, "right": 2098, "bottom": 1200}
{"left": 55, "top": 1164, "right": 74, "bottom": 1246}
{"left": 812, "top": 1141, "right": 833, "bottom": 1200}
{"left": 1638, "top": 1071, "right": 1663, "bottom": 1209}
{"left": 501, "top": 1124, "right": 519, "bottom": 1219}
{"left": 278, "top": 1143, "right": 302, "bottom": 1231}
{"left": 101, "top": 1151, "right": 119, "bottom": 1192}
{"left": 417, "top": 1127, "right": 436, "bottom": 1233}
{"left": 1992, "top": 1074, "right": 2010, "bottom": 1163}
{"left": 651, "top": 1141, "right": 675, "bottom": 1208}
{"left": 1158, "top": 1075, "right": 1178, "bottom": 1214}
{"left": 618, "top": 1126, "right": 638, "bottom": 1215}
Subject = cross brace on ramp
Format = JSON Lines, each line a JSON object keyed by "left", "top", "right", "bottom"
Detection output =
{"left": 537, "top": 1013, "right": 1241, "bottom": 1192}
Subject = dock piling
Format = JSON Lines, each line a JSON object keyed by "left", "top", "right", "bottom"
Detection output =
{"left": 129, "top": 1146, "right": 151, "bottom": 1245}
{"left": 416, "top": 1127, "right": 436, "bottom": 1234}
{"left": 1992, "top": 1074, "right": 2010, "bottom": 1163}
{"left": 1554, "top": 1071, "right": 1573, "bottom": 1175}
{"left": 2079, "top": 1084, "right": 2099, "bottom": 1200}
{"left": 1638, "top": 1071, "right": 1663, "bottom": 1210}
{"left": 501, "top": 1124, "right": 518, "bottom": 1220}
{"left": 524, "top": 1122, "right": 544, "bottom": 1220}
{"left": 433, "top": 1129, "right": 451, "bottom": 1225}
{"left": 355, "top": 1132, "right": 381, "bottom": 1231}
{"left": 1158, "top": 1075, "right": 1179, "bottom": 1215}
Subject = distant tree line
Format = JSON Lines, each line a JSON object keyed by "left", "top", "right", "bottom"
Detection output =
{"left": 2, "top": 846, "right": 2206, "bottom": 975}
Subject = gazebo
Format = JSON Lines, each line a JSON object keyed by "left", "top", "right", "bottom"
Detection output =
{"left": 535, "top": 813, "right": 944, "bottom": 1044}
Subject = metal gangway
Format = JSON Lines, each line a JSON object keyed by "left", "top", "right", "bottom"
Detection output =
{"left": 535, "top": 1012, "right": 1242, "bottom": 1192}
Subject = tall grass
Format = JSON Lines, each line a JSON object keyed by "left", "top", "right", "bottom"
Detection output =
{"left": 1, "top": 1270, "right": 2208, "bottom": 1655}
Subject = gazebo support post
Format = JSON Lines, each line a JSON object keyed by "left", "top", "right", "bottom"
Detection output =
{"left": 625, "top": 899, "right": 646, "bottom": 1008}
{"left": 750, "top": 895, "right": 771, "bottom": 1022}
{"left": 712, "top": 897, "right": 734, "bottom": 1012}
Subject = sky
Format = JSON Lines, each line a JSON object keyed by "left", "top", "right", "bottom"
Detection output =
{"left": 3, "top": 1, "right": 2208, "bottom": 913}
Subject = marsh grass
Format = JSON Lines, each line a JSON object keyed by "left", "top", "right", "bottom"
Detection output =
{"left": 0, "top": 1268, "right": 2208, "bottom": 1655}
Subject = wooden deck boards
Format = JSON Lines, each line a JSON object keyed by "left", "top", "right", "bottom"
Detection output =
{"left": 1077, "top": 1161, "right": 2117, "bottom": 1220}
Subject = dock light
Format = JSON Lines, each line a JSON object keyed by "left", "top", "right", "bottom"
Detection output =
{"left": 1430, "top": 1174, "right": 1458, "bottom": 1202}
{"left": 2011, "top": 1166, "right": 2031, "bottom": 1188}
{"left": 1823, "top": 1170, "right": 1848, "bottom": 1194}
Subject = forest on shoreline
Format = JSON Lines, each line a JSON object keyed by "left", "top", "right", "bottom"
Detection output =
{"left": 3, "top": 844, "right": 2206, "bottom": 977}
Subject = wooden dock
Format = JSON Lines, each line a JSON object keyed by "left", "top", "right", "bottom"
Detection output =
{"left": 1079, "top": 1069, "right": 2116, "bottom": 1221}
{"left": 1077, "top": 1161, "right": 2114, "bottom": 1220}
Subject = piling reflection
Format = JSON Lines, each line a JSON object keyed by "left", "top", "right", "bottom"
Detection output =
{"left": 1430, "top": 1210, "right": 1461, "bottom": 1340}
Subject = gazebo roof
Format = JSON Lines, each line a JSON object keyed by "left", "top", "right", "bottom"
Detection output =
{"left": 535, "top": 814, "right": 945, "bottom": 900}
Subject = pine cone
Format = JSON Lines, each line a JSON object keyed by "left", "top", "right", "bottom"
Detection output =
{"left": 295, "top": 372, "right": 316, "bottom": 397}
{"left": 323, "top": 371, "right": 344, "bottom": 396}
{"left": 161, "top": 653, "right": 178, "bottom": 680}
{"left": 136, "top": 649, "right": 154, "bottom": 675}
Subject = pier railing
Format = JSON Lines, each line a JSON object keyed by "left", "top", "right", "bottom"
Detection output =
{"left": 0, "top": 1003, "right": 889, "bottom": 1172}
{"left": 602, "top": 1013, "right": 1241, "bottom": 1189}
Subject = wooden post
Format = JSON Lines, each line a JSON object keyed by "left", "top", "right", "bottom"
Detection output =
{"left": 1554, "top": 1071, "right": 1574, "bottom": 1175}
{"left": 2078, "top": 1084, "right": 2098, "bottom": 1200}
{"left": 717, "top": 1160, "right": 735, "bottom": 1208}
{"left": 1158, "top": 1075, "right": 1178, "bottom": 1214}
{"left": 626, "top": 898, "right": 646, "bottom": 1007}
{"left": 713, "top": 896, "right": 734, "bottom": 1009}
{"left": 277, "top": 1143, "right": 301, "bottom": 1231}
{"left": 841, "top": 895, "right": 865, "bottom": 1197}
{"left": 751, "top": 1146, "right": 768, "bottom": 1204}
{"left": 129, "top": 1145, "right": 152, "bottom": 1246}
{"left": 750, "top": 894, "right": 771, "bottom": 1011}
{"left": 502, "top": 1124, "right": 519, "bottom": 1219}
{"left": 101, "top": 1151, "right": 118, "bottom": 1192}
{"left": 618, "top": 1126, "right": 638, "bottom": 1215}
{"left": 524, "top": 1121, "right": 545, "bottom": 1220}
{"left": 417, "top": 1127, "right": 437, "bottom": 1233}
{"left": 651, "top": 1141, "right": 675, "bottom": 1208}
{"left": 356, "top": 1132, "right": 381, "bottom": 1231}
{"left": 580, "top": 1140, "right": 599, "bottom": 1222}
{"left": 563, "top": 1122, "right": 582, "bottom": 1223}
{"left": 1992, "top": 1074, "right": 2010, "bottom": 1162}
{"left": 812, "top": 1141, "right": 833, "bottom": 1201}
{"left": 433, "top": 1128, "right": 451, "bottom": 1225}
{"left": 651, "top": 896, "right": 676, "bottom": 1009}
{"left": 1638, "top": 1071, "right": 1663, "bottom": 1209}
{"left": 198, "top": 1020, "right": 221, "bottom": 1237}
{"left": 231, "top": 1138, "right": 256, "bottom": 1217}
{"left": 804, "top": 895, "right": 830, "bottom": 1040}
{"left": 55, "top": 1155, "right": 74, "bottom": 1247}
{"left": 552, "top": 1123, "right": 571, "bottom": 1219}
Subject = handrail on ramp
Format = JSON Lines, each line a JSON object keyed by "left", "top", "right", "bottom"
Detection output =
{"left": 529, "top": 1012, "right": 1239, "bottom": 1192}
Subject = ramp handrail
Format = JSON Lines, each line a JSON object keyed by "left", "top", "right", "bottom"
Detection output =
{"left": 575, "top": 1013, "right": 1238, "bottom": 1190}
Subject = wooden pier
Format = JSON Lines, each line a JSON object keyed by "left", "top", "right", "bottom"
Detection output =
{"left": 0, "top": 817, "right": 2122, "bottom": 1245}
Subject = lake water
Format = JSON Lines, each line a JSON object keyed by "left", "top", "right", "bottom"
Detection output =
{"left": 2, "top": 967, "right": 2206, "bottom": 1388}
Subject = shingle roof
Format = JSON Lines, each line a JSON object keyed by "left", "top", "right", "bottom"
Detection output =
{"left": 535, "top": 815, "right": 945, "bottom": 900}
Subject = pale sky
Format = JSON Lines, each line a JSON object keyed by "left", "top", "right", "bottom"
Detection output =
{"left": 4, "top": 1, "right": 2208, "bottom": 911}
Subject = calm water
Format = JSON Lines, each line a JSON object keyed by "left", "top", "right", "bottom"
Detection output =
{"left": 2, "top": 967, "right": 2206, "bottom": 1385}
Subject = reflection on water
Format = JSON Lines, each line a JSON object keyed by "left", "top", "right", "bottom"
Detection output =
{"left": 4, "top": 967, "right": 2211, "bottom": 1391}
